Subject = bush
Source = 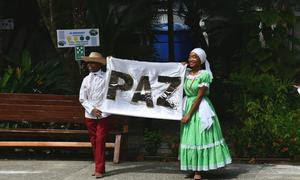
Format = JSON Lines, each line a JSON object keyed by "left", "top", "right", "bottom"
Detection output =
{"left": 144, "top": 129, "right": 161, "bottom": 156}
{"left": 226, "top": 72, "right": 300, "bottom": 158}
{"left": 165, "top": 135, "right": 179, "bottom": 157}
{"left": 0, "top": 50, "right": 71, "bottom": 94}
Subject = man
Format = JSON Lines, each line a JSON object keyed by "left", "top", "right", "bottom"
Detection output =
{"left": 79, "top": 52, "right": 109, "bottom": 179}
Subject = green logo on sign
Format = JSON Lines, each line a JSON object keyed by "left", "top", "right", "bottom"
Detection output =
{"left": 75, "top": 46, "right": 85, "bottom": 61}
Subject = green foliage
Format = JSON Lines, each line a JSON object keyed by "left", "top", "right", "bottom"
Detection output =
{"left": 224, "top": 1, "right": 300, "bottom": 158}
{"left": 165, "top": 135, "right": 179, "bottom": 156}
{"left": 169, "top": 0, "right": 300, "bottom": 159}
{"left": 0, "top": 50, "right": 71, "bottom": 94}
{"left": 144, "top": 129, "right": 162, "bottom": 156}
{"left": 240, "top": 2, "right": 300, "bottom": 78}
{"left": 84, "top": 0, "right": 159, "bottom": 60}
{"left": 226, "top": 72, "right": 300, "bottom": 157}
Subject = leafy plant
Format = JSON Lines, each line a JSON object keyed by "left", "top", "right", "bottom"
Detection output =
{"left": 0, "top": 50, "right": 71, "bottom": 94}
{"left": 144, "top": 129, "right": 162, "bottom": 156}
{"left": 165, "top": 135, "right": 179, "bottom": 157}
{"left": 239, "top": 0, "right": 300, "bottom": 79}
{"left": 84, "top": 0, "right": 160, "bottom": 60}
{"left": 226, "top": 72, "right": 300, "bottom": 157}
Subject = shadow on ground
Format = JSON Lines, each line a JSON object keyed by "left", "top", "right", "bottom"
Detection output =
{"left": 105, "top": 161, "right": 249, "bottom": 179}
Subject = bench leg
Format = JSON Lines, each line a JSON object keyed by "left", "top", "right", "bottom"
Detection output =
{"left": 113, "top": 134, "right": 122, "bottom": 164}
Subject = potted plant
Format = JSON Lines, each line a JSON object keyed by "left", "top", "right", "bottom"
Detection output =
{"left": 144, "top": 129, "right": 161, "bottom": 156}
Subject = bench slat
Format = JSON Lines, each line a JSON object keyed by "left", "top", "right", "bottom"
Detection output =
{"left": 0, "top": 142, "right": 115, "bottom": 148}
{"left": 0, "top": 141, "right": 91, "bottom": 147}
{"left": 0, "top": 104, "right": 83, "bottom": 111}
{"left": 0, "top": 93, "right": 79, "bottom": 100}
{"left": 0, "top": 116, "right": 84, "bottom": 123}
{"left": 0, "top": 100, "right": 81, "bottom": 106}
{"left": 0, "top": 111, "right": 83, "bottom": 118}
{"left": 0, "top": 128, "right": 87, "bottom": 134}
{"left": 0, "top": 128, "right": 125, "bottom": 135}
{"left": 0, "top": 110, "right": 83, "bottom": 117}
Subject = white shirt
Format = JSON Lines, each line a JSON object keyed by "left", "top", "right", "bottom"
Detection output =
{"left": 79, "top": 69, "right": 110, "bottom": 119}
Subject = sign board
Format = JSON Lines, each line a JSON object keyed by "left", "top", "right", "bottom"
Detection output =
{"left": 56, "top": 28, "right": 99, "bottom": 48}
{"left": 100, "top": 57, "right": 187, "bottom": 120}
{"left": 0, "top": 19, "right": 14, "bottom": 30}
{"left": 75, "top": 46, "right": 85, "bottom": 61}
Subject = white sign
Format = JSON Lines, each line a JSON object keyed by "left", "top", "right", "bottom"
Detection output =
{"left": 56, "top": 28, "right": 99, "bottom": 48}
{"left": 100, "top": 57, "right": 187, "bottom": 120}
{"left": 0, "top": 19, "right": 14, "bottom": 30}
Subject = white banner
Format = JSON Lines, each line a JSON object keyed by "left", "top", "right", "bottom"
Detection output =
{"left": 56, "top": 29, "right": 99, "bottom": 48}
{"left": 100, "top": 57, "right": 187, "bottom": 120}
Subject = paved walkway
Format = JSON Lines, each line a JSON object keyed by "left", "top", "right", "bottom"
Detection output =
{"left": 0, "top": 160, "right": 299, "bottom": 180}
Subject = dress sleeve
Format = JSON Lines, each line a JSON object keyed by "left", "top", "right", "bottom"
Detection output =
{"left": 198, "top": 71, "right": 212, "bottom": 88}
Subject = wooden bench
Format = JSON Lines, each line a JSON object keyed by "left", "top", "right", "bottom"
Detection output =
{"left": 0, "top": 93, "right": 128, "bottom": 163}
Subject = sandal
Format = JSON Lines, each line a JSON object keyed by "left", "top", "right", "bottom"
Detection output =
{"left": 185, "top": 172, "right": 194, "bottom": 178}
{"left": 193, "top": 173, "right": 202, "bottom": 180}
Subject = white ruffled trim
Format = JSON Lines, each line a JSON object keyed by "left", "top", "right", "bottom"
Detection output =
{"left": 198, "top": 82, "right": 209, "bottom": 88}
{"left": 180, "top": 158, "right": 232, "bottom": 171}
{"left": 186, "top": 70, "right": 207, "bottom": 80}
{"left": 180, "top": 139, "right": 225, "bottom": 150}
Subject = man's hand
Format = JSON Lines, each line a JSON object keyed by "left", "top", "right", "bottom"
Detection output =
{"left": 91, "top": 108, "right": 102, "bottom": 118}
{"left": 181, "top": 114, "right": 191, "bottom": 124}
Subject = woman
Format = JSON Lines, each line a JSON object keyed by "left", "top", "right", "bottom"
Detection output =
{"left": 179, "top": 48, "right": 232, "bottom": 180}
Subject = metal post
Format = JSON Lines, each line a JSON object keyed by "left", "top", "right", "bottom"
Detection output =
{"left": 167, "top": 0, "right": 174, "bottom": 62}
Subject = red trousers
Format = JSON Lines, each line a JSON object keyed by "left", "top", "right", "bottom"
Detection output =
{"left": 85, "top": 117, "right": 110, "bottom": 173}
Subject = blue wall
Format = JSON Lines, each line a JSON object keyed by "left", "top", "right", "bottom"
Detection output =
{"left": 153, "top": 27, "right": 195, "bottom": 62}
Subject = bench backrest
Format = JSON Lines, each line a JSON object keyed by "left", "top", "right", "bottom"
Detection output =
{"left": 0, "top": 93, "right": 85, "bottom": 124}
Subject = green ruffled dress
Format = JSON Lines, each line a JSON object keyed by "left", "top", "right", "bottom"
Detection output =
{"left": 179, "top": 70, "right": 232, "bottom": 171}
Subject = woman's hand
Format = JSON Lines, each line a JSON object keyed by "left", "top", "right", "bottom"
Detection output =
{"left": 181, "top": 114, "right": 191, "bottom": 123}
{"left": 181, "top": 61, "right": 187, "bottom": 65}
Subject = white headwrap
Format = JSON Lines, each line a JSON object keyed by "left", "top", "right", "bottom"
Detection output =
{"left": 191, "top": 48, "right": 213, "bottom": 79}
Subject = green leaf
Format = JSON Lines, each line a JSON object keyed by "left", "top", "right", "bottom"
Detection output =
{"left": 280, "top": 10, "right": 296, "bottom": 26}
{"left": 20, "top": 50, "right": 32, "bottom": 72}
{"left": 255, "top": 50, "right": 273, "bottom": 62}
{"left": 260, "top": 9, "right": 281, "bottom": 26}
{"left": 266, "top": 33, "right": 282, "bottom": 50}
{"left": 259, "top": 61, "right": 273, "bottom": 73}
{"left": 247, "top": 39, "right": 261, "bottom": 54}
{"left": 274, "top": 25, "right": 287, "bottom": 35}
{"left": 288, "top": 36, "right": 300, "bottom": 46}
{"left": 0, "top": 66, "right": 13, "bottom": 91}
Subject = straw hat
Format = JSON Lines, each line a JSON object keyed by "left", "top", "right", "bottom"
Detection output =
{"left": 82, "top": 52, "right": 107, "bottom": 64}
